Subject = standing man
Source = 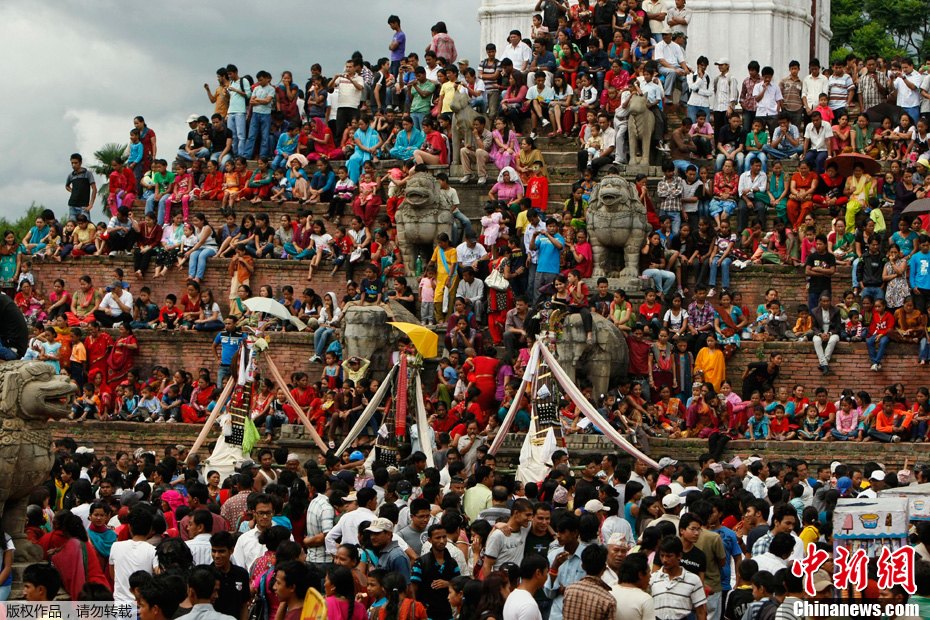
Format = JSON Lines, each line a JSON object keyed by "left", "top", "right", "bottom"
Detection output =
{"left": 209, "top": 532, "right": 251, "bottom": 620}
{"left": 804, "top": 234, "right": 836, "bottom": 310}
{"left": 243, "top": 70, "right": 275, "bottom": 159}
{"left": 811, "top": 292, "right": 842, "bottom": 375}
{"left": 561, "top": 545, "right": 617, "bottom": 620}
{"left": 801, "top": 58, "right": 829, "bottom": 119}
{"left": 387, "top": 15, "right": 406, "bottom": 77}
{"left": 504, "top": 554, "right": 550, "bottom": 620}
{"left": 368, "top": 517, "right": 411, "bottom": 584}
{"left": 231, "top": 493, "right": 276, "bottom": 571}
{"left": 545, "top": 515, "right": 587, "bottom": 620}
{"left": 858, "top": 56, "right": 889, "bottom": 114}
{"left": 894, "top": 57, "right": 922, "bottom": 125}
{"left": 502, "top": 30, "right": 533, "bottom": 73}
{"left": 66, "top": 153, "right": 97, "bottom": 221}
{"left": 779, "top": 60, "right": 804, "bottom": 130}
{"left": 482, "top": 499, "right": 534, "bottom": 578}
{"left": 329, "top": 61, "right": 365, "bottom": 143}
{"left": 412, "top": 524, "right": 460, "bottom": 620}
{"left": 642, "top": 0, "right": 670, "bottom": 41}
{"left": 532, "top": 217, "right": 565, "bottom": 295}
{"left": 212, "top": 316, "right": 242, "bottom": 389}
{"left": 827, "top": 59, "right": 854, "bottom": 120}
{"left": 711, "top": 58, "right": 738, "bottom": 135}
{"left": 224, "top": 64, "right": 250, "bottom": 157}
{"left": 304, "top": 475, "right": 334, "bottom": 583}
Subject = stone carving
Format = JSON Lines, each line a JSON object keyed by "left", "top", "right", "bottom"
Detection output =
{"left": 0, "top": 362, "right": 76, "bottom": 561}
{"left": 450, "top": 90, "right": 478, "bottom": 165}
{"left": 586, "top": 174, "right": 651, "bottom": 279}
{"left": 627, "top": 93, "right": 655, "bottom": 166}
{"left": 395, "top": 172, "right": 452, "bottom": 276}
{"left": 342, "top": 301, "right": 422, "bottom": 374}
{"left": 556, "top": 314, "right": 628, "bottom": 397}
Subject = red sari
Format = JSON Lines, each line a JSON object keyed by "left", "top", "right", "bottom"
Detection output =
{"left": 106, "top": 335, "right": 137, "bottom": 386}
{"left": 487, "top": 256, "right": 513, "bottom": 346}
{"left": 200, "top": 171, "right": 225, "bottom": 200}
{"left": 85, "top": 332, "right": 112, "bottom": 382}
{"left": 464, "top": 355, "right": 499, "bottom": 423}
{"left": 284, "top": 385, "right": 317, "bottom": 423}
{"left": 307, "top": 118, "right": 344, "bottom": 161}
{"left": 181, "top": 386, "right": 213, "bottom": 423}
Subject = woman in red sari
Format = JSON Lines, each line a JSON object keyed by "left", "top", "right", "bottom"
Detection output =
{"left": 486, "top": 249, "right": 514, "bottom": 346}
{"left": 84, "top": 322, "right": 112, "bottom": 382}
{"left": 106, "top": 324, "right": 137, "bottom": 387}
{"left": 133, "top": 116, "right": 157, "bottom": 187}
{"left": 181, "top": 375, "right": 214, "bottom": 423}
{"left": 462, "top": 347, "right": 500, "bottom": 426}
{"left": 284, "top": 372, "right": 316, "bottom": 423}
{"left": 45, "top": 512, "right": 108, "bottom": 599}
{"left": 306, "top": 117, "right": 344, "bottom": 162}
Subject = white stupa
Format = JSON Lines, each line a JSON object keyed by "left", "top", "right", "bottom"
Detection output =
{"left": 478, "top": 0, "right": 832, "bottom": 79}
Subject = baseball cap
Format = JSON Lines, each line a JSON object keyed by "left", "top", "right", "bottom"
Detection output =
{"left": 342, "top": 492, "right": 358, "bottom": 503}
{"left": 120, "top": 490, "right": 143, "bottom": 506}
{"left": 584, "top": 499, "right": 608, "bottom": 513}
{"left": 870, "top": 470, "right": 886, "bottom": 481}
{"left": 366, "top": 517, "right": 395, "bottom": 533}
{"left": 657, "top": 457, "right": 678, "bottom": 469}
{"left": 286, "top": 453, "right": 300, "bottom": 463}
{"left": 349, "top": 450, "right": 365, "bottom": 462}
{"left": 186, "top": 114, "right": 199, "bottom": 123}
{"left": 662, "top": 494, "right": 684, "bottom": 510}
{"left": 714, "top": 57, "right": 730, "bottom": 66}
{"left": 830, "top": 461, "right": 842, "bottom": 474}
{"left": 396, "top": 480, "right": 414, "bottom": 497}
{"left": 836, "top": 476, "right": 853, "bottom": 495}
{"left": 238, "top": 459, "right": 258, "bottom": 471}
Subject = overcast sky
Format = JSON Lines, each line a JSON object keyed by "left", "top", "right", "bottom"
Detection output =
{"left": 0, "top": 0, "right": 481, "bottom": 221}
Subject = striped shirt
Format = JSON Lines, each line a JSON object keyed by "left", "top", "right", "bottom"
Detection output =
{"left": 827, "top": 73, "right": 853, "bottom": 110}
{"left": 649, "top": 568, "right": 707, "bottom": 620}
{"left": 305, "top": 493, "right": 334, "bottom": 563}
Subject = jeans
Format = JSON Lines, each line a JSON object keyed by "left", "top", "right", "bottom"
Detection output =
{"left": 658, "top": 210, "right": 681, "bottom": 236}
{"left": 216, "top": 364, "right": 231, "bottom": 389}
{"left": 0, "top": 584, "right": 9, "bottom": 601}
{"left": 762, "top": 144, "right": 802, "bottom": 160}
{"left": 410, "top": 112, "right": 426, "bottom": 131}
{"left": 68, "top": 205, "right": 88, "bottom": 221}
{"left": 265, "top": 410, "right": 287, "bottom": 435}
{"left": 921, "top": 337, "right": 930, "bottom": 362}
{"left": 904, "top": 105, "right": 921, "bottom": 125}
{"left": 642, "top": 268, "right": 676, "bottom": 295}
{"left": 244, "top": 112, "right": 272, "bottom": 159}
{"left": 451, "top": 210, "right": 474, "bottom": 246}
{"left": 177, "top": 147, "right": 210, "bottom": 161}
{"left": 469, "top": 95, "right": 488, "bottom": 113}
{"left": 709, "top": 256, "right": 732, "bottom": 288}
{"left": 658, "top": 66, "right": 683, "bottom": 97}
{"left": 146, "top": 194, "right": 171, "bottom": 225}
{"left": 315, "top": 326, "right": 335, "bottom": 356}
{"left": 672, "top": 159, "right": 693, "bottom": 175}
{"left": 714, "top": 152, "right": 745, "bottom": 171}
{"left": 709, "top": 198, "right": 736, "bottom": 218}
{"left": 744, "top": 150, "right": 767, "bottom": 172}
{"left": 210, "top": 151, "right": 232, "bottom": 169}
{"left": 813, "top": 333, "right": 840, "bottom": 366}
{"left": 194, "top": 319, "right": 224, "bottom": 331}
{"left": 860, "top": 286, "right": 884, "bottom": 301}
{"left": 808, "top": 289, "right": 829, "bottom": 311}
{"left": 867, "top": 333, "right": 889, "bottom": 364}
{"left": 283, "top": 242, "right": 314, "bottom": 260}
{"left": 271, "top": 153, "right": 290, "bottom": 170}
{"left": 804, "top": 149, "right": 829, "bottom": 173}
{"left": 228, "top": 113, "right": 247, "bottom": 156}
{"left": 706, "top": 591, "right": 722, "bottom": 620}
{"left": 686, "top": 105, "right": 710, "bottom": 124}
{"left": 246, "top": 241, "right": 274, "bottom": 258}
{"left": 188, "top": 246, "right": 217, "bottom": 280}
{"left": 831, "top": 428, "right": 859, "bottom": 441}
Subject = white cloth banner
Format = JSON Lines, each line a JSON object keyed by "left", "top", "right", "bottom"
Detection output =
{"left": 489, "top": 341, "right": 541, "bottom": 455}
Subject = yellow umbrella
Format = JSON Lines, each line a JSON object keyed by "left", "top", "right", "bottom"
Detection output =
{"left": 388, "top": 321, "right": 439, "bottom": 358}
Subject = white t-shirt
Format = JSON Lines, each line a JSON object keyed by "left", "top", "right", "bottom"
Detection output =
{"left": 109, "top": 539, "right": 156, "bottom": 602}
{"left": 895, "top": 71, "right": 921, "bottom": 108}
{"left": 455, "top": 241, "right": 488, "bottom": 267}
{"left": 612, "top": 584, "right": 657, "bottom": 620}
{"left": 99, "top": 290, "right": 133, "bottom": 317}
{"left": 503, "top": 588, "right": 543, "bottom": 620}
{"left": 921, "top": 74, "right": 930, "bottom": 113}
{"left": 334, "top": 74, "right": 364, "bottom": 109}
{"left": 805, "top": 122, "right": 833, "bottom": 151}
{"left": 752, "top": 82, "right": 783, "bottom": 116}
{"left": 502, "top": 42, "right": 533, "bottom": 72}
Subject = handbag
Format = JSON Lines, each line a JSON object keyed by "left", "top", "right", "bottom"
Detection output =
{"left": 247, "top": 569, "right": 270, "bottom": 620}
{"left": 486, "top": 267, "right": 509, "bottom": 291}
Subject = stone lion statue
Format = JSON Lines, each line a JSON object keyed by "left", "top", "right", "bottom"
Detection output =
{"left": 342, "top": 301, "right": 422, "bottom": 374}
{"left": 586, "top": 174, "right": 651, "bottom": 279}
{"left": 449, "top": 90, "right": 478, "bottom": 165}
{"left": 556, "top": 314, "right": 628, "bottom": 397}
{"left": 0, "top": 361, "right": 77, "bottom": 561}
{"left": 395, "top": 172, "right": 452, "bottom": 276}
{"left": 627, "top": 93, "right": 655, "bottom": 166}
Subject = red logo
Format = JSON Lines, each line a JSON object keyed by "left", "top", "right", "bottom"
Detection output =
{"left": 875, "top": 545, "right": 916, "bottom": 594}
{"left": 792, "top": 543, "right": 830, "bottom": 596}
{"left": 833, "top": 545, "right": 869, "bottom": 591}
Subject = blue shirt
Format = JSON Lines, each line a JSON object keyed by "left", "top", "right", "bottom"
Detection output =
{"left": 713, "top": 526, "right": 742, "bottom": 592}
{"left": 27, "top": 225, "right": 49, "bottom": 244}
{"left": 127, "top": 142, "right": 143, "bottom": 165}
{"left": 545, "top": 542, "right": 588, "bottom": 620}
{"left": 214, "top": 331, "right": 244, "bottom": 365}
{"left": 535, "top": 232, "right": 565, "bottom": 274}
{"left": 276, "top": 132, "right": 299, "bottom": 156}
{"left": 390, "top": 31, "right": 407, "bottom": 62}
{"left": 910, "top": 250, "right": 930, "bottom": 289}
{"left": 892, "top": 230, "right": 918, "bottom": 255}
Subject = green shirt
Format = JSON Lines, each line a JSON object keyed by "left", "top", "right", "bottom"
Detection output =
{"left": 410, "top": 80, "right": 436, "bottom": 114}
{"left": 153, "top": 171, "right": 175, "bottom": 194}
{"left": 745, "top": 130, "right": 769, "bottom": 150}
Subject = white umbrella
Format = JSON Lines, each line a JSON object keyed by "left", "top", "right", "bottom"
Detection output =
{"left": 242, "top": 297, "right": 307, "bottom": 331}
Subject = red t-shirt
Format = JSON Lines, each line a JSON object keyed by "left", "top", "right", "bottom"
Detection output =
{"left": 526, "top": 176, "right": 549, "bottom": 211}
{"left": 639, "top": 302, "right": 663, "bottom": 322}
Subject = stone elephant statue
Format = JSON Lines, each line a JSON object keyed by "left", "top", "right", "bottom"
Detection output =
{"left": 555, "top": 313, "right": 629, "bottom": 397}
{"left": 341, "top": 301, "right": 423, "bottom": 375}
{"left": 586, "top": 174, "right": 652, "bottom": 279}
{"left": 627, "top": 93, "right": 655, "bottom": 166}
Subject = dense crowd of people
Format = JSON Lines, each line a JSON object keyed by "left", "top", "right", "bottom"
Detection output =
{"left": 10, "top": 0, "right": 930, "bottom": 616}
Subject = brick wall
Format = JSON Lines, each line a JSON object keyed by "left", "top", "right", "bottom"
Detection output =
{"left": 50, "top": 420, "right": 219, "bottom": 459}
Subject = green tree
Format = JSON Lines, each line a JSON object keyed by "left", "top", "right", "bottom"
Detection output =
{"left": 0, "top": 203, "right": 46, "bottom": 241}
{"left": 832, "top": 0, "right": 929, "bottom": 59}
{"left": 91, "top": 143, "right": 128, "bottom": 209}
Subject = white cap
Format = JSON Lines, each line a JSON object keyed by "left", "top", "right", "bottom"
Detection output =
{"left": 658, "top": 457, "right": 678, "bottom": 469}
{"left": 830, "top": 461, "right": 842, "bottom": 474}
{"left": 870, "top": 470, "right": 886, "bottom": 481}
{"left": 714, "top": 57, "right": 730, "bottom": 66}
{"left": 186, "top": 114, "right": 200, "bottom": 123}
{"left": 286, "top": 453, "right": 300, "bottom": 463}
{"left": 746, "top": 456, "right": 762, "bottom": 465}
{"left": 662, "top": 494, "right": 684, "bottom": 510}
{"left": 366, "top": 517, "right": 395, "bottom": 533}
{"left": 584, "top": 499, "right": 608, "bottom": 513}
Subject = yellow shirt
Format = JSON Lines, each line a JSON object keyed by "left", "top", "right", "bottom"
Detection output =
{"left": 694, "top": 347, "right": 726, "bottom": 391}
{"left": 440, "top": 81, "right": 457, "bottom": 114}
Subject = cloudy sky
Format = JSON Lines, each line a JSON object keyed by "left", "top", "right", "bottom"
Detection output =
{"left": 0, "top": 0, "right": 481, "bottom": 220}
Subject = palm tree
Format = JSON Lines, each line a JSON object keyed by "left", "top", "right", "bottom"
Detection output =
{"left": 90, "top": 143, "right": 128, "bottom": 210}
